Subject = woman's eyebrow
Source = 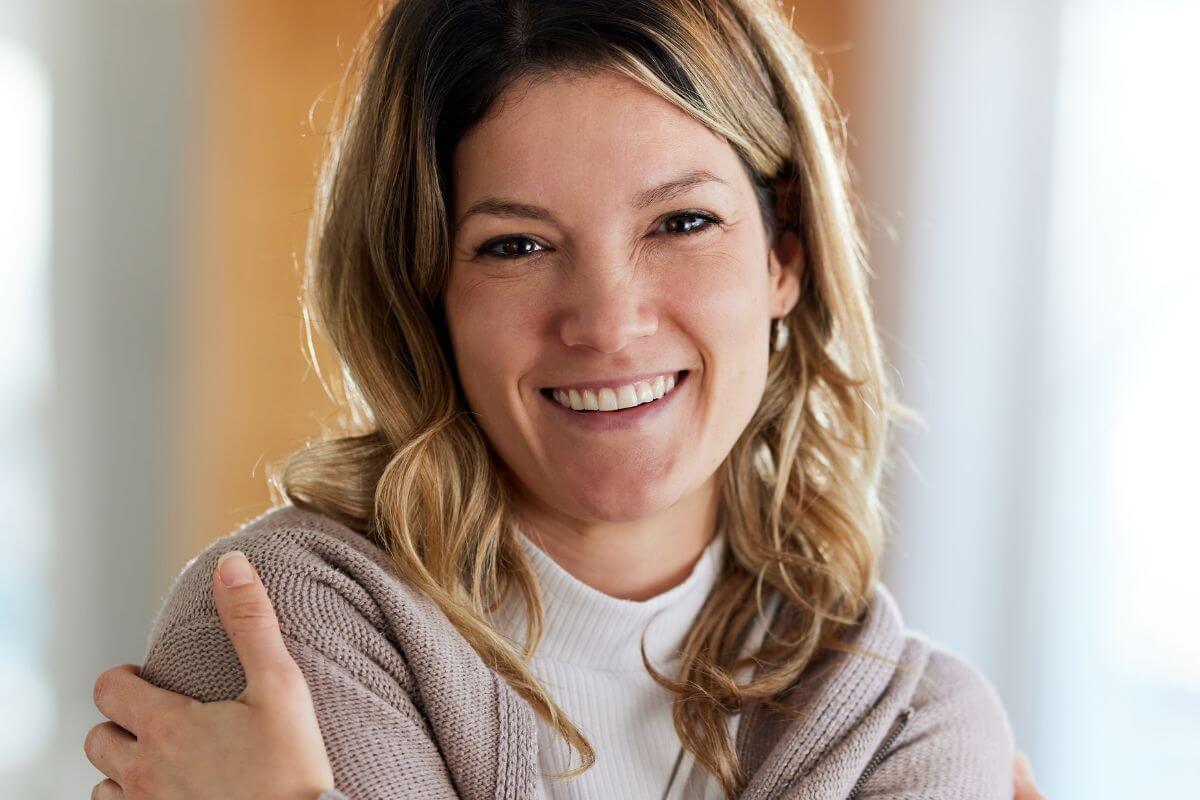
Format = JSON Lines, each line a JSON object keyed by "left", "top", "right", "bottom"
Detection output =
{"left": 632, "top": 168, "right": 729, "bottom": 209}
{"left": 456, "top": 168, "right": 729, "bottom": 226}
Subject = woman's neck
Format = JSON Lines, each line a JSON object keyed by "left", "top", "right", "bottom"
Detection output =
{"left": 510, "top": 476, "right": 720, "bottom": 601}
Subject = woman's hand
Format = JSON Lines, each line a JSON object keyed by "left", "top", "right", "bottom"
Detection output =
{"left": 1014, "top": 751, "right": 1046, "bottom": 799}
{"left": 85, "top": 550, "right": 335, "bottom": 800}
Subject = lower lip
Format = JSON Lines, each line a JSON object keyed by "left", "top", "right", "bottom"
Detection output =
{"left": 539, "top": 370, "right": 691, "bottom": 431}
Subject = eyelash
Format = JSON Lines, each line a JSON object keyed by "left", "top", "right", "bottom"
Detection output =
{"left": 474, "top": 210, "right": 723, "bottom": 261}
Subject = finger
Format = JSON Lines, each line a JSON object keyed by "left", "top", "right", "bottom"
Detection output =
{"left": 84, "top": 721, "right": 136, "bottom": 784}
{"left": 92, "top": 778, "right": 124, "bottom": 800}
{"left": 212, "top": 550, "right": 302, "bottom": 698}
{"left": 1013, "top": 751, "right": 1045, "bottom": 800}
{"left": 92, "top": 664, "right": 192, "bottom": 736}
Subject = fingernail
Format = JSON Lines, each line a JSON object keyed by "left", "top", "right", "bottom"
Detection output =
{"left": 217, "top": 550, "right": 255, "bottom": 588}
{"left": 1014, "top": 751, "right": 1035, "bottom": 779}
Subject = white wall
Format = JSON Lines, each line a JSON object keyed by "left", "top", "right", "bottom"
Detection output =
{"left": 855, "top": 0, "right": 1200, "bottom": 795}
{"left": 0, "top": 1, "right": 201, "bottom": 796}
{"left": 855, "top": 0, "right": 1061, "bottom": 729}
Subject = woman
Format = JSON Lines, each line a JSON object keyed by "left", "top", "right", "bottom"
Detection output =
{"left": 84, "top": 0, "right": 1045, "bottom": 797}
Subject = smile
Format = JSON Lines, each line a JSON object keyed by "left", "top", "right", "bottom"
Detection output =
{"left": 542, "top": 370, "right": 687, "bottom": 412}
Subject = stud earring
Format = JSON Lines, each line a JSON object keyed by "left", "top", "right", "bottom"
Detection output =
{"left": 772, "top": 317, "right": 789, "bottom": 352}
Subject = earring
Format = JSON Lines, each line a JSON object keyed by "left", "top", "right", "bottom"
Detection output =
{"left": 772, "top": 317, "right": 789, "bottom": 352}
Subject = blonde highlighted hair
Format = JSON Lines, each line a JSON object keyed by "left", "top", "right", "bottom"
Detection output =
{"left": 270, "top": 1, "right": 914, "bottom": 796}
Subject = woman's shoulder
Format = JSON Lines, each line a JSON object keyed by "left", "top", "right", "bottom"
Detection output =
{"left": 862, "top": 582, "right": 1010, "bottom": 730}
{"left": 865, "top": 582, "right": 1012, "bottom": 735}
{"left": 866, "top": 596, "right": 1015, "bottom": 796}
{"left": 141, "top": 504, "right": 470, "bottom": 705}
{"left": 905, "top": 633, "right": 1014, "bottom": 750}
{"left": 146, "top": 505, "right": 397, "bottom": 639}
{"left": 829, "top": 583, "right": 1015, "bottom": 796}
{"left": 743, "top": 582, "right": 1014, "bottom": 797}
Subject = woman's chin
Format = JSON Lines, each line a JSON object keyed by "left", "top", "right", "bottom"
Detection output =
{"left": 557, "top": 473, "right": 684, "bottom": 523}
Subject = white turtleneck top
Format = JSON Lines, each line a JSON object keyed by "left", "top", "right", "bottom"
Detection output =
{"left": 492, "top": 527, "right": 761, "bottom": 800}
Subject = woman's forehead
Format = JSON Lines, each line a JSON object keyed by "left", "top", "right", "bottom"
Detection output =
{"left": 451, "top": 73, "right": 743, "bottom": 218}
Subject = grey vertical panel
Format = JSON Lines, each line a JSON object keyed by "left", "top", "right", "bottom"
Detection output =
{"left": 853, "top": 0, "right": 1062, "bottom": 760}
{"left": 32, "top": 1, "right": 201, "bottom": 796}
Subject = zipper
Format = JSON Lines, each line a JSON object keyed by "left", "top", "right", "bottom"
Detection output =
{"left": 660, "top": 745, "right": 686, "bottom": 800}
{"left": 845, "top": 705, "right": 914, "bottom": 800}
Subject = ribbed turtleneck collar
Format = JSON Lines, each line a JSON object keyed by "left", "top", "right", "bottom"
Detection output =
{"left": 494, "top": 527, "right": 726, "bottom": 673}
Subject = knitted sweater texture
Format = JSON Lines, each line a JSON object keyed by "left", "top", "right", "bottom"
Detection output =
{"left": 140, "top": 505, "right": 1015, "bottom": 799}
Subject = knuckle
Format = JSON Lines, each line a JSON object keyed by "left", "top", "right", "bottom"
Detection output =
{"left": 123, "top": 758, "right": 153, "bottom": 796}
{"left": 227, "top": 599, "right": 278, "bottom": 629}
{"left": 255, "top": 666, "right": 300, "bottom": 698}
{"left": 83, "top": 722, "right": 105, "bottom": 759}
{"left": 139, "top": 709, "right": 171, "bottom": 744}
{"left": 92, "top": 671, "right": 113, "bottom": 709}
{"left": 277, "top": 668, "right": 312, "bottom": 700}
{"left": 273, "top": 649, "right": 305, "bottom": 678}
{"left": 275, "top": 656, "right": 305, "bottom": 683}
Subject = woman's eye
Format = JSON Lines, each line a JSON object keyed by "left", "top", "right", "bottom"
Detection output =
{"left": 474, "top": 210, "right": 721, "bottom": 262}
{"left": 660, "top": 211, "right": 721, "bottom": 236}
{"left": 476, "top": 237, "right": 546, "bottom": 260}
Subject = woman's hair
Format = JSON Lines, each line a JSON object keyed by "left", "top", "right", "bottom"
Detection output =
{"left": 270, "top": 0, "right": 915, "bottom": 795}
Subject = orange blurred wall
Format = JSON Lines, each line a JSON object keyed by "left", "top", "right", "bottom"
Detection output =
{"left": 169, "top": 0, "right": 861, "bottom": 567}
{"left": 168, "top": 1, "right": 376, "bottom": 565}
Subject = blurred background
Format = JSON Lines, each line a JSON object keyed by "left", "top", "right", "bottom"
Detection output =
{"left": 1, "top": 0, "right": 1196, "bottom": 796}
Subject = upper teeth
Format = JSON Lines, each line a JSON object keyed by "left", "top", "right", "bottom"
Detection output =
{"left": 551, "top": 372, "right": 678, "bottom": 412}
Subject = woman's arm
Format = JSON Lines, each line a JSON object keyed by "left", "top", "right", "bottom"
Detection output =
{"left": 87, "top": 549, "right": 460, "bottom": 800}
{"left": 850, "top": 647, "right": 1019, "bottom": 799}
{"left": 86, "top": 548, "right": 1045, "bottom": 800}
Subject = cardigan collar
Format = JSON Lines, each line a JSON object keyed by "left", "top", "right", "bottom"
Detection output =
{"left": 735, "top": 581, "right": 925, "bottom": 800}
{"left": 484, "top": 528, "right": 920, "bottom": 799}
{"left": 481, "top": 523, "right": 920, "bottom": 799}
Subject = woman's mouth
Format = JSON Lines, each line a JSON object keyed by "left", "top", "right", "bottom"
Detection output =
{"left": 539, "top": 370, "right": 689, "bottom": 412}
{"left": 537, "top": 371, "right": 691, "bottom": 431}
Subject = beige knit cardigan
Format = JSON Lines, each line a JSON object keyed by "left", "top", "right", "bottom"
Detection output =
{"left": 141, "top": 505, "right": 1015, "bottom": 799}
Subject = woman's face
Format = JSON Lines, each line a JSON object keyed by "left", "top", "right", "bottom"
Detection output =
{"left": 445, "top": 70, "right": 799, "bottom": 525}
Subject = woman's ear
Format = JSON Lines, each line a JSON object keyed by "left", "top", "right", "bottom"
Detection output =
{"left": 767, "top": 232, "right": 802, "bottom": 318}
{"left": 767, "top": 170, "right": 803, "bottom": 318}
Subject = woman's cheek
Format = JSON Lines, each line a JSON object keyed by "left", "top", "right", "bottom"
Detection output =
{"left": 449, "top": 282, "right": 544, "bottom": 431}
{"left": 666, "top": 249, "right": 769, "bottom": 365}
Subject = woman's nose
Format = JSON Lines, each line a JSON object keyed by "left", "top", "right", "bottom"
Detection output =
{"left": 556, "top": 263, "right": 658, "bottom": 354}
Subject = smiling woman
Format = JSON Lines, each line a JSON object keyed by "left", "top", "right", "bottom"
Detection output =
{"left": 84, "top": 1, "right": 1027, "bottom": 799}
{"left": 444, "top": 69, "right": 803, "bottom": 581}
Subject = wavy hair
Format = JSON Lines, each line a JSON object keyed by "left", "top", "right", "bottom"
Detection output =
{"left": 269, "top": 0, "right": 916, "bottom": 796}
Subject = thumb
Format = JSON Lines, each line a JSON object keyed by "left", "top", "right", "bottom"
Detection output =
{"left": 213, "top": 550, "right": 301, "bottom": 700}
{"left": 1013, "top": 751, "right": 1045, "bottom": 800}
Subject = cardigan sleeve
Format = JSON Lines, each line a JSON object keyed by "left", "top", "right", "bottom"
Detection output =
{"left": 139, "top": 547, "right": 463, "bottom": 800}
{"left": 851, "top": 647, "right": 1016, "bottom": 799}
